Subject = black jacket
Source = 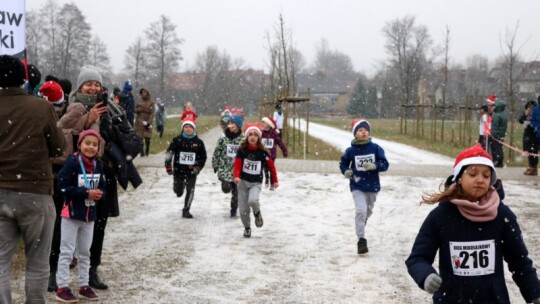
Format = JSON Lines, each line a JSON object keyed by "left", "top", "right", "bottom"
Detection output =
{"left": 165, "top": 134, "right": 207, "bottom": 176}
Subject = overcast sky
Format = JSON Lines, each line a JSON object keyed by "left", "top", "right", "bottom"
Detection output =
{"left": 27, "top": 0, "right": 540, "bottom": 76}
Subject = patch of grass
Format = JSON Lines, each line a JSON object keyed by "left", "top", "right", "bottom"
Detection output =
{"left": 312, "top": 117, "right": 527, "bottom": 166}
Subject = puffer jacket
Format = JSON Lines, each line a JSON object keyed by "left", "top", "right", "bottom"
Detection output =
{"left": 491, "top": 100, "right": 508, "bottom": 139}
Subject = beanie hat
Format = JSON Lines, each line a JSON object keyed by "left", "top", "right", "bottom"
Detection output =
{"left": 77, "top": 129, "right": 101, "bottom": 148}
{"left": 76, "top": 65, "right": 102, "bottom": 91}
{"left": 181, "top": 118, "right": 196, "bottom": 130}
{"left": 486, "top": 95, "right": 496, "bottom": 105}
{"left": 58, "top": 79, "right": 72, "bottom": 98}
{"left": 39, "top": 81, "right": 64, "bottom": 105}
{"left": 27, "top": 64, "right": 42, "bottom": 89}
{"left": 123, "top": 80, "right": 133, "bottom": 92}
{"left": 244, "top": 123, "right": 262, "bottom": 137}
{"left": 452, "top": 144, "right": 497, "bottom": 185}
{"left": 261, "top": 117, "right": 276, "bottom": 129}
{"left": 352, "top": 119, "right": 371, "bottom": 136}
{"left": 0, "top": 55, "right": 26, "bottom": 88}
{"left": 113, "top": 87, "right": 121, "bottom": 94}
{"left": 229, "top": 115, "right": 244, "bottom": 129}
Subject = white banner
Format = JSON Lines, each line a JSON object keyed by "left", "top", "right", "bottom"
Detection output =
{"left": 0, "top": 0, "right": 26, "bottom": 57}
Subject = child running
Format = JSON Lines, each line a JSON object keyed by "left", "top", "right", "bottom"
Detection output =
{"left": 55, "top": 130, "right": 106, "bottom": 302}
{"left": 406, "top": 143, "right": 540, "bottom": 303}
{"left": 233, "top": 123, "right": 278, "bottom": 238}
{"left": 180, "top": 101, "right": 198, "bottom": 122}
{"left": 212, "top": 115, "right": 245, "bottom": 217}
{"left": 339, "top": 119, "right": 389, "bottom": 254}
{"left": 260, "top": 116, "right": 288, "bottom": 190}
{"left": 165, "top": 118, "right": 207, "bottom": 218}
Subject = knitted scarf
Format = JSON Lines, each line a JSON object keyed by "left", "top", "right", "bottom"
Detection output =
{"left": 449, "top": 184, "right": 500, "bottom": 222}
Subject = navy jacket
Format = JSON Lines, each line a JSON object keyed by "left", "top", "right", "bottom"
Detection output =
{"left": 57, "top": 154, "right": 106, "bottom": 222}
{"left": 339, "top": 139, "right": 389, "bottom": 192}
{"left": 406, "top": 201, "right": 540, "bottom": 303}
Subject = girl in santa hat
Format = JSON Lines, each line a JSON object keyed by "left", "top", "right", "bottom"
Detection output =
{"left": 233, "top": 123, "right": 279, "bottom": 238}
{"left": 260, "top": 116, "right": 288, "bottom": 190}
{"left": 406, "top": 143, "right": 540, "bottom": 304}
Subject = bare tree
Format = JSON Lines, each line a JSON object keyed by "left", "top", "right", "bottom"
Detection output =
{"left": 57, "top": 3, "right": 92, "bottom": 80}
{"left": 26, "top": 10, "right": 45, "bottom": 67}
{"left": 40, "top": 0, "right": 62, "bottom": 76}
{"left": 382, "top": 15, "right": 432, "bottom": 133}
{"left": 124, "top": 37, "right": 147, "bottom": 88}
{"left": 88, "top": 36, "right": 112, "bottom": 83}
{"left": 464, "top": 54, "right": 490, "bottom": 99}
{"left": 498, "top": 21, "right": 529, "bottom": 158}
{"left": 312, "top": 38, "right": 355, "bottom": 78}
{"left": 144, "top": 15, "right": 183, "bottom": 97}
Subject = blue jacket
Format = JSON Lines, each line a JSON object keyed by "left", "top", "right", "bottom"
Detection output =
{"left": 531, "top": 105, "right": 540, "bottom": 140}
{"left": 339, "top": 139, "right": 389, "bottom": 192}
{"left": 57, "top": 154, "right": 106, "bottom": 222}
{"left": 406, "top": 201, "right": 540, "bottom": 303}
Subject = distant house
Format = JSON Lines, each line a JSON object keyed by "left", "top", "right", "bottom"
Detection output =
{"left": 515, "top": 61, "right": 540, "bottom": 99}
{"left": 296, "top": 71, "right": 356, "bottom": 114}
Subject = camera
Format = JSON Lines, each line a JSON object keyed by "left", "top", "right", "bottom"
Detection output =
{"left": 97, "top": 92, "right": 109, "bottom": 103}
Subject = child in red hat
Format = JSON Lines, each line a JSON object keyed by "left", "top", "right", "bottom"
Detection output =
{"left": 233, "top": 123, "right": 278, "bottom": 238}
{"left": 260, "top": 116, "right": 288, "bottom": 190}
{"left": 406, "top": 144, "right": 540, "bottom": 303}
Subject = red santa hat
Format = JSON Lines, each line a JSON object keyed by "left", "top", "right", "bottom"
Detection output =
{"left": 486, "top": 95, "right": 496, "bottom": 105}
{"left": 261, "top": 116, "right": 276, "bottom": 129}
{"left": 452, "top": 144, "right": 497, "bottom": 185}
{"left": 351, "top": 119, "right": 371, "bottom": 136}
{"left": 244, "top": 123, "right": 262, "bottom": 137}
{"left": 181, "top": 118, "right": 196, "bottom": 130}
{"left": 39, "top": 81, "right": 64, "bottom": 105}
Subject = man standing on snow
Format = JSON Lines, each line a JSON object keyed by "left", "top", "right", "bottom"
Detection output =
{"left": 0, "top": 55, "right": 66, "bottom": 303}
{"left": 120, "top": 80, "right": 135, "bottom": 126}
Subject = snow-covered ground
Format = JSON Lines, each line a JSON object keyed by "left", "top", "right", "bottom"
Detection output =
{"left": 11, "top": 123, "right": 540, "bottom": 303}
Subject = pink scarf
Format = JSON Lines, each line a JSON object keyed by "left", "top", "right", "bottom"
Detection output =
{"left": 449, "top": 185, "right": 500, "bottom": 222}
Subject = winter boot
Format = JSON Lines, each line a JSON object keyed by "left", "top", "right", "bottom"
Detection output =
{"left": 243, "top": 227, "right": 251, "bottom": 238}
{"left": 182, "top": 209, "right": 193, "bottom": 219}
{"left": 47, "top": 270, "right": 57, "bottom": 292}
{"left": 357, "top": 238, "right": 368, "bottom": 254}
{"left": 89, "top": 267, "right": 108, "bottom": 290}
{"left": 524, "top": 167, "right": 538, "bottom": 176}
{"left": 230, "top": 208, "right": 237, "bottom": 218}
{"left": 254, "top": 211, "right": 264, "bottom": 228}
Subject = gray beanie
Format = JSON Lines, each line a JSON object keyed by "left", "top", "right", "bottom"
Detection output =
{"left": 76, "top": 65, "right": 102, "bottom": 91}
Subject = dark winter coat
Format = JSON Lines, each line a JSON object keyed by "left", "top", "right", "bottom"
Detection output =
{"left": 518, "top": 111, "right": 538, "bottom": 152}
{"left": 261, "top": 128, "right": 288, "bottom": 160}
{"left": 531, "top": 105, "right": 540, "bottom": 140}
{"left": 406, "top": 201, "right": 540, "bottom": 303}
{"left": 57, "top": 153, "right": 106, "bottom": 222}
{"left": 0, "top": 87, "right": 66, "bottom": 195}
{"left": 165, "top": 134, "right": 207, "bottom": 176}
{"left": 233, "top": 145, "right": 278, "bottom": 184}
{"left": 491, "top": 100, "right": 508, "bottom": 139}
{"left": 155, "top": 103, "right": 166, "bottom": 127}
{"left": 339, "top": 139, "right": 389, "bottom": 193}
{"left": 120, "top": 90, "right": 135, "bottom": 125}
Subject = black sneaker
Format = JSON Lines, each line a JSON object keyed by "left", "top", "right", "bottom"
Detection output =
{"left": 254, "top": 211, "right": 263, "bottom": 228}
{"left": 243, "top": 227, "right": 251, "bottom": 238}
{"left": 182, "top": 210, "right": 193, "bottom": 219}
{"left": 230, "top": 209, "right": 237, "bottom": 218}
{"left": 357, "top": 238, "right": 368, "bottom": 254}
{"left": 264, "top": 179, "right": 270, "bottom": 188}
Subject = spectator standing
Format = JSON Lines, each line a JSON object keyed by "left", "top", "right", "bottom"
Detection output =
{"left": 519, "top": 100, "right": 539, "bottom": 175}
{"left": 155, "top": 97, "right": 166, "bottom": 138}
{"left": 120, "top": 80, "right": 135, "bottom": 126}
{"left": 134, "top": 88, "right": 156, "bottom": 157}
{"left": 0, "top": 55, "right": 66, "bottom": 303}
{"left": 490, "top": 99, "right": 508, "bottom": 167}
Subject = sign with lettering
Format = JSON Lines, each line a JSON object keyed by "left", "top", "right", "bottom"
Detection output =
{"left": 0, "top": 0, "right": 26, "bottom": 58}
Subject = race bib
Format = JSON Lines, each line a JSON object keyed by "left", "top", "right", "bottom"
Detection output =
{"left": 449, "top": 240, "right": 495, "bottom": 276}
{"left": 179, "top": 152, "right": 196, "bottom": 165}
{"left": 78, "top": 174, "right": 100, "bottom": 207}
{"left": 226, "top": 144, "right": 239, "bottom": 158}
{"left": 354, "top": 154, "right": 375, "bottom": 171}
{"left": 262, "top": 138, "right": 274, "bottom": 149}
{"left": 242, "top": 159, "right": 262, "bottom": 175}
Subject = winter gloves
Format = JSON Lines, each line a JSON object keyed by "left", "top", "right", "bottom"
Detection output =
{"left": 344, "top": 169, "right": 353, "bottom": 179}
{"left": 423, "top": 273, "right": 442, "bottom": 294}
{"left": 363, "top": 162, "right": 377, "bottom": 171}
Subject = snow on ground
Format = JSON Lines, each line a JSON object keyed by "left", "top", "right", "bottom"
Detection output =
{"left": 11, "top": 124, "right": 540, "bottom": 303}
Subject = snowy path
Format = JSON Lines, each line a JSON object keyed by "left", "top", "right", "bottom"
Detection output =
{"left": 10, "top": 125, "right": 540, "bottom": 303}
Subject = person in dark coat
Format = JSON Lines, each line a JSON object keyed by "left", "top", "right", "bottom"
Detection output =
{"left": 120, "top": 80, "right": 135, "bottom": 126}
{"left": 260, "top": 116, "right": 288, "bottom": 190}
{"left": 489, "top": 99, "right": 508, "bottom": 167}
{"left": 165, "top": 118, "right": 207, "bottom": 218}
{"left": 155, "top": 97, "right": 166, "bottom": 138}
{"left": 518, "top": 100, "right": 538, "bottom": 175}
{"left": 406, "top": 144, "right": 540, "bottom": 304}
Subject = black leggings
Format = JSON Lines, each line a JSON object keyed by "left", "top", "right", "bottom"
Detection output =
{"left": 141, "top": 138, "right": 151, "bottom": 156}
{"left": 174, "top": 174, "right": 197, "bottom": 210}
